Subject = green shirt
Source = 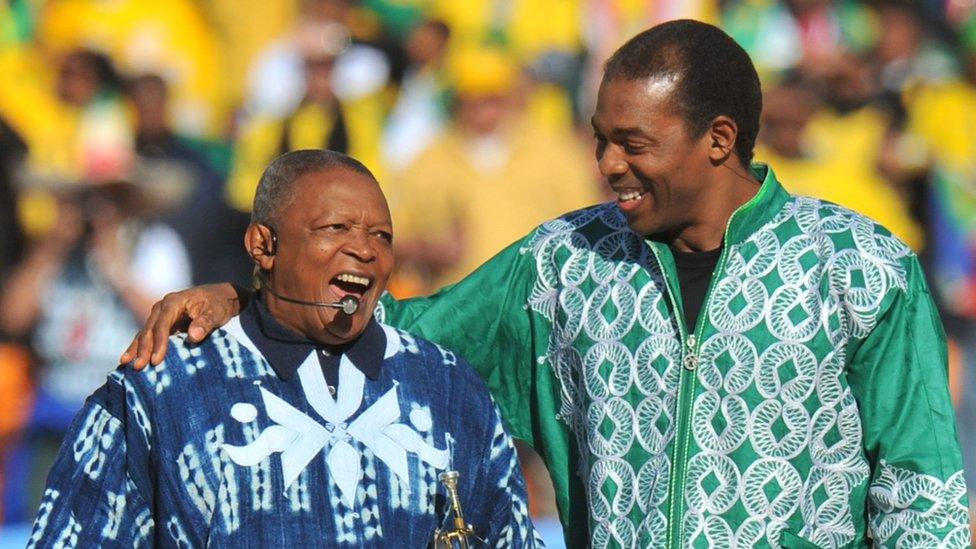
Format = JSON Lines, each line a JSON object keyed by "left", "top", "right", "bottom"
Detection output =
{"left": 379, "top": 165, "right": 970, "bottom": 548}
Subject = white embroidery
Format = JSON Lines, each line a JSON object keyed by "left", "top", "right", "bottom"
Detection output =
{"left": 221, "top": 347, "right": 449, "bottom": 507}
{"left": 525, "top": 197, "right": 966, "bottom": 548}
{"left": 869, "top": 461, "right": 970, "bottom": 547}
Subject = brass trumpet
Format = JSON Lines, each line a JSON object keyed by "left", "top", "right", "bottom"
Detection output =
{"left": 433, "top": 470, "right": 476, "bottom": 548}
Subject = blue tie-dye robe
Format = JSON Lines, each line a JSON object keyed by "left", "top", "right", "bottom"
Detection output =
{"left": 28, "top": 309, "right": 541, "bottom": 547}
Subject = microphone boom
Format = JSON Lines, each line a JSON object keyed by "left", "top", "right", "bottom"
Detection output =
{"left": 258, "top": 271, "right": 361, "bottom": 314}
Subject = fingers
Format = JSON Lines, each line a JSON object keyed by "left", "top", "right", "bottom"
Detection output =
{"left": 150, "top": 295, "right": 184, "bottom": 365}
{"left": 119, "top": 338, "right": 138, "bottom": 366}
{"left": 120, "top": 301, "right": 162, "bottom": 370}
{"left": 120, "top": 286, "right": 233, "bottom": 370}
{"left": 187, "top": 311, "right": 215, "bottom": 343}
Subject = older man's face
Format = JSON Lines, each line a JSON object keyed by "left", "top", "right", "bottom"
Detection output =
{"left": 268, "top": 167, "right": 393, "bottom": 345}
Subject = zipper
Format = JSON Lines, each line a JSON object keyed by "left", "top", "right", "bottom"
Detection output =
{"left": 656, "top": 204, "right": 747, "bottom": 549}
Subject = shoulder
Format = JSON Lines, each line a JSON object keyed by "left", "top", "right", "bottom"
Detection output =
{"left": 380, "top": 323, "right": 490, "bottom": 392}
{"left": 776, "top": 195, "right": 914, "bottom": 265}
{"left": 123, "top": 319, "right": 275, "bottom": 399}
{"left": 529, "top": 202, "right": 623, "bottom": 239}
{"left": 524, "top": 202, "right": 625, "bottom": 252}
{"left": 759, "top": 195, "right": 922, "bottom": 312}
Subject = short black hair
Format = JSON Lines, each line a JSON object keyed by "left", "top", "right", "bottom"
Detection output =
{"left": 421, "top": 19, "right": 451, "bottom": 41}
{"left": 251, "top": 149, "right": 376, "bottom": 226}
{"left": 603, "top": 19, "right": 762, "bottom": 165}
{"left": 128, "top": 73, "right": 168, "bottom": 97}
{"left": 65, "top": 49, "right": 124, "bottom": 92}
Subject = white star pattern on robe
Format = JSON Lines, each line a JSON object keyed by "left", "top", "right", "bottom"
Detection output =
{"left": 222, "top": 325, "right": 451, "bottom": 506}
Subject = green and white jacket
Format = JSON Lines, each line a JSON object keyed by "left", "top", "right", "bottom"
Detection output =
{"left": 380, "top": 165, "right": 970, "bottom": 548}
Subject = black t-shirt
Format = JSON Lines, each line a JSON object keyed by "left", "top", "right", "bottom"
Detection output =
{"left": 671, "top": 246, "right": 722, "bottom": 333}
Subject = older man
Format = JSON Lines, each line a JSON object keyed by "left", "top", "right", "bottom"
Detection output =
{"left": 123, "top": 21, "right": 970, "bottom": 548}
{"left": 28, "top": 150, "right": 540, "bottom": 547}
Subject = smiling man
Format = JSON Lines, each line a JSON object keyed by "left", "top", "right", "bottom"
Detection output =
{"left": 121, "top": 21, "right": 969, "bottom": 548}
{"left": 27, "top": 150, "right": 541, "bottom": 547}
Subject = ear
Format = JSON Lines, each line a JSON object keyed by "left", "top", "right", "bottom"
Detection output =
{"left": 245, "top": 223, "right": 275, "bottom": 272}
{"left": 708, "top": 115, "right": 738, "bottom": 164}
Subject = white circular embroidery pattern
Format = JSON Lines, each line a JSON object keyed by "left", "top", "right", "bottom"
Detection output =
{"left": 586, "top": 396, "right": 636, "bottom": 459}
{"left": 633, "top": 335, "right": 680, "bottom": 397}
{"left": 828, "top": 250, "right": 889, "bottom": 338}
{"left": 636, "top": 453, "right": 671, "bottom": 513}
{"left": 707, "top": 276, "right": 768, "bottom": 333}
{"left": 684, "top": 453, "right": 741, "bottom": 515}
{"left": 726, "top": 229, "right": 780, "bottom": 279}
{"left": 556, "top": 288, "right": 588, "bottom": 345}
{"left": 756, "top": 342, "right": 818, "bottom": 403}
{"left": 692, "top": 392, "right": 750, "bottom": 453}
{"left": 741, "top": 459, "right": 802, "bottom": 520}
{"left": 588, "top": 457, "right": 637, "bottom": 546}
{"left": 584, "top": 283, "right": 639, "bottom": 342}
{"left": 777, "top": 234, "right": 831, "bottom": 287}
{"left": 635, "top": 396, "right": 672, "bottom": 455}
{"left": 522, "top": 199, "right": 951, "bottom": 549}
{"left": 767, "top": 284, "right": 822, "bottom": 342}
{"left": 749, "top": 400, "right": 811, "bottom": 459}
{"left": 698, "top": 334, "right": 757, "bottom": 395}
{"left": 809, "top": 403, "right": 863, "bottom": 466}
{"left": 584, "top": 342, "right": 636, "bottom": 399}
{"left": 636, "top": 281, "right": 675, "bottom": 336}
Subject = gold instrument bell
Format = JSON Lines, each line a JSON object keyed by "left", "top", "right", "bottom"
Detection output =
{"left": 433, "top": 470, "right": 477, "bottom": 548}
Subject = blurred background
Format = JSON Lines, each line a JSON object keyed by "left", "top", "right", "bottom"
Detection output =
{"left": 0, "top": 0, "right": 975, "bottom": 546}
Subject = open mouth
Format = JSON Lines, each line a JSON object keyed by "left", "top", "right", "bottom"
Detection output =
{"left": 614, "top": 189, "right": 648, "bottom": 213}
{"left": 329, "top": 272, "right": 373, "bottom": 301}
{"left": 616, "top": 190, "right": 646, "bottom": 203}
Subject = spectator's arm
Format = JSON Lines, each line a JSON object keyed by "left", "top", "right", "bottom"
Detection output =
{"left": 118, "top": 223, "right": 193, "bottom": 320}
{"left": 0, "top": 201, "right": 83, "bottom": 336}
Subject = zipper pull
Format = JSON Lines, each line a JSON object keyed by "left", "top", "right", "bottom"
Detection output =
{"left": 683, "top": 333, "right": 698, "bottom": 371}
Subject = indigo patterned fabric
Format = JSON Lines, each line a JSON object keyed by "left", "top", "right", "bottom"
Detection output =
{"left": 28, "top": 315, "right": 541, "bottom": 547}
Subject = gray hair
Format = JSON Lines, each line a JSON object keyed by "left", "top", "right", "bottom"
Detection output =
{"left": 251, "top": 149, "right": 377, "bottom": 226}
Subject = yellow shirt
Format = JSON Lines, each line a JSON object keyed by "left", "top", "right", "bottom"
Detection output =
{"left": 226, "top": 98, "right": 385, "bottom": 212}
{"left": 756, "top": 126, "right": 923, "bottom": 251}
{"left": 196, "top": 0, "right": 299, "bottom": 110}
{"left": 431, "top": 0, "right": 584, "bottom": 63}
{"left": 393, "top": 119, "right": 601, "bottom": 287}
{"left": 905, "top": 80, "right": 976, "bottom": 171}
{"left": 38, "top": 0, "right": 227, "bottom": 137}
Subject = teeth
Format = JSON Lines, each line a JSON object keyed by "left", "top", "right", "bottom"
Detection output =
{"left": 336, "top": 273, "right": 370, "bottom": 287}
{"left": 617, "top": 190, "right": 644, "bottom": 202}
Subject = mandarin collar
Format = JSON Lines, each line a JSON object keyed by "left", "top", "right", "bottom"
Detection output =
{"left": 239, "top": 297, "right": 385, "bottom": 381}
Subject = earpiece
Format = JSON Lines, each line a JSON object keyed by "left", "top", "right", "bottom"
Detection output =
{"left": 263, "top": 226, "right": 278, "bottom": 256}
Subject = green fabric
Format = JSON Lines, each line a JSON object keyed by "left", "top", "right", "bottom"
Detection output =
{"left": 379, "top": 165, "right": 970, "bottom": 548}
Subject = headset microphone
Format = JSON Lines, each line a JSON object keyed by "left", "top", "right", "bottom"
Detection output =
{"left": 255, "top": 226, "right": 360, "bottom": 314}
{"left": 257, "top": 271, "right": 361, "bottom": 315}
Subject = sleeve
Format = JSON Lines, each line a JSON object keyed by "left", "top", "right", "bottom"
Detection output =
{"left": 379, "top": 235, "right": 540, "bottom": 444}
{"left": 27, "top": 372, "right": 156, "bottom": 548}
{"left": 845, "top": 257, "right": 971, "bottom": 548}
{"left": 475, "top": 393, "right": 545, "bottom": 548}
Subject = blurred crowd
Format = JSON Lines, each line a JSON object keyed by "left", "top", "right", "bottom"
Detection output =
{"left": 0, "top": 0, "right": 975, "bottom": 537}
